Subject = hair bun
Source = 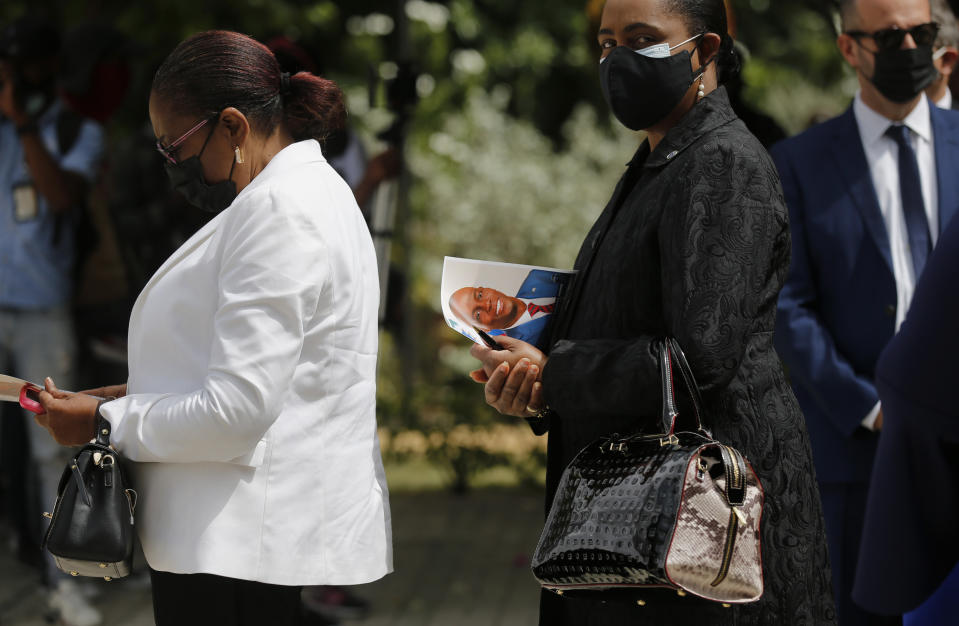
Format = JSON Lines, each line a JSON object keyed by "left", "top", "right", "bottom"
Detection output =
{"left": 283, "top": 72, "right": 347, "bottom": 142}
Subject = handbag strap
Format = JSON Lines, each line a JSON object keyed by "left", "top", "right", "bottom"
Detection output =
{"left": 94, "top": 400, "right": 113, "bottom": 447}
{"left": 659, "top": 338, "right": 707, "bottom": 436}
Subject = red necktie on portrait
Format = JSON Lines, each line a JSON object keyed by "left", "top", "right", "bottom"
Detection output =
{"left": 527, "top": 303, "right": 555, "bottom": 316}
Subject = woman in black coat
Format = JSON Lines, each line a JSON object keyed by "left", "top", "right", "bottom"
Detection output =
{"left": 469, "top": 0, "right": 835, "bottom": 624}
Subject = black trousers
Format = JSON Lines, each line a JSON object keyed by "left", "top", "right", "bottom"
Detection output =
{"left": 149, "top": 568, "right": 302, "bottom": 626}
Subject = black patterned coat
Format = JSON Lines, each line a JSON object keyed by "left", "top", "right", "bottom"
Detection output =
{"left": 537, "top": 89, "right": 836, "bottom": 625}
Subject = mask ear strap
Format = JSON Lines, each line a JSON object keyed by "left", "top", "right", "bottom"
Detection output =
{"left": 196, "top": 114, "right": 220, "bottom": 160}
{"left": 691, "top": 37, "right": 719, "bottom": 80}
{"left": 693, "top": 55, "right": 716, "bottom": 80}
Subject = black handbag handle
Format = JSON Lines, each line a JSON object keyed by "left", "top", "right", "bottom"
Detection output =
{"left": 659, "top": 338, "right": 708, "bottom": 436}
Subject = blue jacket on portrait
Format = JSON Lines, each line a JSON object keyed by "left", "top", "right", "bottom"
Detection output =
{"left": 770, "top": 103, "right": 959, "bottom": 484}
{"left": 488, "top": 269, "right": 567, "bottom": 346}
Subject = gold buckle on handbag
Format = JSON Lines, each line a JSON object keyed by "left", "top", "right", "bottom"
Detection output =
{"left": 600, "top": 441, "right": 629, "bottom": 453}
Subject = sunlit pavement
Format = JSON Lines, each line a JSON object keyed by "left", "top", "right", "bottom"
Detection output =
{"left": 1, "top": 489, "right": 543, "bottom": 626}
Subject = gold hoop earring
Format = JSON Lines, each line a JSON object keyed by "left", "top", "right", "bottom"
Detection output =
{"left": 234, "top": 146, "right": 244, "bottom": 164}
{"left": 697, "top": 76, "right": 706, "bottom": 101}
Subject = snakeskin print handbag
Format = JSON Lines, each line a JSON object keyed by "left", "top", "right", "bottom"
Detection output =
{"left": 531, "top": 338, "right": 764, "bottom": 604}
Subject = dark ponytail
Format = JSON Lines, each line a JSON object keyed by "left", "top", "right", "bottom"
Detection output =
{"left": 665, "top": 0, "right": 741, "bottom": 85}
{"left": 716, "top": 33, "right": 741, "bottom": 85}
{"left": 152, "top": 30, "right": 346, "bottom": 143}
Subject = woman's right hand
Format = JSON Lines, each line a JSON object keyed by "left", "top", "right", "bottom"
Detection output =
{"left": 78, "top": 383, "right": 127, "bottom": 399}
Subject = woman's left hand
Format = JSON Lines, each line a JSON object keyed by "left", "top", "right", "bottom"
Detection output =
{"left": 469, "top": 335, "right": 548, "bottom": 417}
{"left": 35, "top": 378, "right": 100, "bottom": 446}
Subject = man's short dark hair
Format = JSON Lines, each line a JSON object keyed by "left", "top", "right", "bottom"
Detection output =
{"left": 839, "top": 0, "right": 934, "bottom": 31}
{"left": 839, "top": 0, "right": 858, "bottom": 31}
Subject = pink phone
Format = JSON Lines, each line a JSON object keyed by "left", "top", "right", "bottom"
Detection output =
{"left": 19, "top": 384, "right": 44, "bottom": 414}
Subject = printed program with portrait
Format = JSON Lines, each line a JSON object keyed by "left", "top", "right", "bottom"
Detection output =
{"left": 441, "top": 256, "right": 575, "bottom": 346}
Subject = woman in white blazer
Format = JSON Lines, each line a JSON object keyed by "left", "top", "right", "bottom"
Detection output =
{"left": 35, "top": 30, "right": 392, "bottom": 625}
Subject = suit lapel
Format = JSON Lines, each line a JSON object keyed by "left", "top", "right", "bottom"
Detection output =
{"left": 931, "top": 105, "right": 959, "bottom": 234}
{"left": 831, "top": 108, "right": 894, "bottom": 275}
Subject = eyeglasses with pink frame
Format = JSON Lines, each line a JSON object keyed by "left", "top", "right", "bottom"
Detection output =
{"left": 155, "top": 117, "right": 213, "bottom": 165}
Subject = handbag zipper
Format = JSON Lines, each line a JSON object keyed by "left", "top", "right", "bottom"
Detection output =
{"left": 723, "top": 445, "right": 742, "bottom": 491}
{"left": 712, "top": 445, "right": 747, "bottom": 587}
{"left": 710, "top": 508, "right": 739, "bottom": 587}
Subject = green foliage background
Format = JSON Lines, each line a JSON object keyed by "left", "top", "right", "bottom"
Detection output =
{"left": 2, "top": 0, "right": 855, "bottom": 490}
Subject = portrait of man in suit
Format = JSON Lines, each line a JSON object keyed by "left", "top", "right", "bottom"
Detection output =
{"left": 770, "top": 0, "right": 959, "bottom": 623}
{"left": 448, "top": 269, "right": 563, "bottom": 344}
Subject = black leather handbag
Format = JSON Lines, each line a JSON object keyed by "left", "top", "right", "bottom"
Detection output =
{"left": 531, "top": 338, "right": 764, "bottom": 604}
{"left": 42, "top": 410, "right": 137, "bottom": 580}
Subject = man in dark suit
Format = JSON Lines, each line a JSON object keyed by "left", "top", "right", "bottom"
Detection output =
{"left": 853, "top": 192, "right": 959, "bottom": 625}
{"left": 771, "top": 0, "right": 959, "bottom": 623}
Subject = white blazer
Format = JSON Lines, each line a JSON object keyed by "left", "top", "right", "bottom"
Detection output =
{"left": 100, "top": 140, "right": 392, "bottom": 585}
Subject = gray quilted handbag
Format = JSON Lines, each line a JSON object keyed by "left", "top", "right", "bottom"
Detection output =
{"left": 531, "top": 338, "right": 764, "bottom": 604}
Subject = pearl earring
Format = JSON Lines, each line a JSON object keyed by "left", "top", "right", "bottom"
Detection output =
{"left": 234, "top": 146, "right": 244, "bottom": 164}
{"left": 697, "top": 76, "right": 705, "bottom": 101}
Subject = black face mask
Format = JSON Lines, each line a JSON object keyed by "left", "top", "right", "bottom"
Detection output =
{"left": 600, "top": 34, "right": 708, "bottom": 131}
{"left": 870, "top": 45, "right": 938, "bottom": 103}
{"left": 163, "top": 118, "right": 237, "bottom": 214}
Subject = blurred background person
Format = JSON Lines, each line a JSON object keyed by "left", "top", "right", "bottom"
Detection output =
{"left": 771, "top": 0, "right": 959, "bottom": 623}
{"left": 927, "top": 0, "right": 959, "bottom": 108}
{"left": 0, "top": 15, "right": 105, "bottom": 626}
{"left": 852, "top": 203, "right": 959, "bottom": 624}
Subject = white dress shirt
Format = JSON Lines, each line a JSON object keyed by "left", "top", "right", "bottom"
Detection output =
{"left": 936, "top": 88, "right": 953, "bottom": 110}
{"left": 853, "top": 92, "right": 940, "bottom": 429}
{"left": 100, "top": 140, "right": 392, "bottom": 585}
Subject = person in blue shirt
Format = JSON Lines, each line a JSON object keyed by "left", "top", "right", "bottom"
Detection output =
{"left": 0, "top": 17, "right": 104, "bottom": 626}
{"left": 448, "top": 269, "right": 566, "bottom": 346}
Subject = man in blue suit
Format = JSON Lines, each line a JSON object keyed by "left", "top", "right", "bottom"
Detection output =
{"left": 448, "top": 269, "right": 567, "bottom": 346}
{"left": 771, "top": 0, "right": 959, "bottom": 623}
